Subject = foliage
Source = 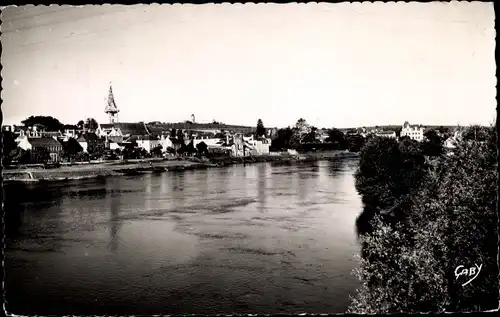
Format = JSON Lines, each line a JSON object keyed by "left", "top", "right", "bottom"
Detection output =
{"left": 62, "top": 137, "right": 83, "bottom": 160}
{"left": 87, "top": 141, "right": 105, "bottom": 158}
{"left": 461, "top": 125, "right": 491, "bottom": 142}
{"left": 196, "top": 141, "right": 208, "bottom": 154}
{"left": 2, "top": 130, "right": 18, "bottom": 165}
{"left": 355, "top": 137, "right": 427, "bottom": 210}
{"left": 345, "top": 134, "right": 366, "bottom": 152}
{"left": 7, "top": 147, "right": 31, "bottom": 164}
{"left": 256, "top": 119, "right": 266, "bottom": 137}
{"left": 77, "top": 120, "right": 85, "bottom": 129}
{"left": 270, "top": 127, "right": 294, "bottom": 150}
{"left": 151, "top": 145, "right": 163, "bottom": 157}
{"left": 422, "top": 130, "right": 443, "bottom": 156}
{"left": 170, "top": 128, "right": 177, "bottom": 139}
{"left": 85, "top": 118, "right": 99, "bottom": 131}
{"left": 30, "top": 147, "right": 51, "bottom": 163}
{"left": 21, "top": 116, "right": 64, "bottom": 131}
{"left": 292, "top": 118, "right": 311, "bottom": 144}
{"left": 180, "top": 140, "right": 196, "bottom": 155}
{"left": 325, "top": 128, "right": 347, "bottom": 149}
{"left": 302, "top": 126, "right": 318, "bottom": 144}
{"left": 350, "top": 125, "right": 498, "bottom": 313}
{"left": 166, "top": 146, "right": 176, "bottom": 154}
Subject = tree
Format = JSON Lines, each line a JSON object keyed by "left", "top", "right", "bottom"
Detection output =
{"left": 302, "top": 126, "right": 318, "bottom": 144}
{"left": 77, "top": 120, "right": 85, "bottom": 129}
{"left": 62, "top": 137, "right": 83, "bottom": 161}
{"left": 346, "top": 134, "right": 366, "bottom": 152}
{"left": 326, "top": 128, "right": 347, "bottom": 149}
{"left": 176, "top": 129, "right": 184, "bottom": 141}
{"left": 422, "top": 129, "right": 443, "bottom": 157}
{"left": 196, "top": 141, "right": 208, "bottom": 154}
{"left": 462, "top": 125, "right": 490, "bottom": 142}
{"left": 271, "top": 127, "right": 294, "bottom": 150}
{"left": 85, "top": 118, "right": 99, "bottom": 131}
{"left": 182, "top": 140, "right": 196, "bottom": 156}
{"left": 256, "top": 119, "right": 266, "bottom": 138}
{"left": 87, "top": 141, "right": 105, "bottom": 159}
{"left": 151, "top": 145, "right": 163, "bottom": 157}
{"left": 293, "top": 118, "right": 311, "bottom": 143}
{"left": 21, "top": 116, "right": 64, "bottom": 131}
{"left": 2, "top": 130, "right": 18, "bottom": 165}
{"left": 31, "top": 147, "right": 51, "bottom": 164}
{"left": 170, "top": 128, "right": 177, "bottom": 139}
{"left": 7, "top": 147, "right": 30, "bottom": 164}
{"left": 355, "top": 137, "right": 427, "bottom": 210}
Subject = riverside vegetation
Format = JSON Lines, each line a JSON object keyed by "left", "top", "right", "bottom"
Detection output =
{"left": 348, "top": 125, "right": 498, "bottom": 313}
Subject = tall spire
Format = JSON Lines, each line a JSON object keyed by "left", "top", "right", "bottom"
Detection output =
{"left": 105, "top": 82, "right": 119, "bottom": 123}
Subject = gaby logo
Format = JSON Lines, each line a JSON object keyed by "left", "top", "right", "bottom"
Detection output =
{"left": 454, "top": 264, "right": 482, "bottom": 287}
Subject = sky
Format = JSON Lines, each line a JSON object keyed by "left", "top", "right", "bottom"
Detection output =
{"left": 1, "top": 2, "right": 496, "bottom": 129}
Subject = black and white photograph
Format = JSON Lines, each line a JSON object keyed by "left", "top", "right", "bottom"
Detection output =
{"left": 1, "top": 1, "right": 497, "bottom": 315}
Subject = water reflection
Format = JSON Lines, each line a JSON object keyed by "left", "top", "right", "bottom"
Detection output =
{"left": 257, "top": 163, "right": 267, "bottom": 211}
{"left": 107, "top": 178, "right": 123, "bottom": 253}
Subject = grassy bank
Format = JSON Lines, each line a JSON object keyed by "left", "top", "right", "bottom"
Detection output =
{"left": 3, "top": 150, "right": 358, "bottom": 183}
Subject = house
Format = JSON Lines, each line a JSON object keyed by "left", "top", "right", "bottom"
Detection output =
{"left": 76, "top": 132, "right": 99, "bottom": 153}
{"left": 400, "top": 121, "right": 424, "bottom": 142}
{"left": 63, "top": 125, "right": 80, "bottom": 139}
{"left": 159, "top": 135, "right": 174, "bottom": 151}
{"left": 97, "top": 122, "right": 150, "bottom": 146}
{"left": 375, "top": 130, "right": 397, "bottom": 139}
{"left": 444, "top": 137, "right": 457, "bottom": 149}
{"left": 17, "top": 137, "right": 63, "bottom": 162}
{"left": 231, "top": 134, "right": 271, "bottom": 156}
{"left": 135, "top": 135, "right": 162, "bottom": 153}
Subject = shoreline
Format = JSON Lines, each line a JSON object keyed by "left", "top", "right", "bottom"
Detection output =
{"left": 3, "top": 151, "right": 359, "bottom": 184}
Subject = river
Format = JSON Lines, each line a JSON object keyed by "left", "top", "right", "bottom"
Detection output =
{"left": 4, "top": 158, "right": 362, "bottom": 315}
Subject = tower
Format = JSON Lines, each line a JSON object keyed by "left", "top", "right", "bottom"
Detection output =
{"left": 105, "top": 82, "right": 119, "bottom": 124}
{"left": 191, "top": 114, "right": 195, "bottom": 123}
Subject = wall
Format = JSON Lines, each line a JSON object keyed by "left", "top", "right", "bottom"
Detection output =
{"left": 79, "top": 141, "right": 89, "bottom": 153}
{"left": 17, "top": 137, "right": 32, "bottom": 151}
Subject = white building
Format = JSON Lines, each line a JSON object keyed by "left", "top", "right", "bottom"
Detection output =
{"left": 375, "top": 130, "right": 397, "bottom": 139}
{"left": 136, "top": 136, "right": 161, "bottom": 153}
{"left": 400, "top": 121, "right": 424, "bottom": 142}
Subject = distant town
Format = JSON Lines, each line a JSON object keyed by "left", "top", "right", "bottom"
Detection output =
{"left": 2, "top": 84, "right": 468, "bottom": 166}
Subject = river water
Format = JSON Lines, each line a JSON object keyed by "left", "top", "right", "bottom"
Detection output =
{"left": 5, "top": 158, "right": 362, "bottom": 315}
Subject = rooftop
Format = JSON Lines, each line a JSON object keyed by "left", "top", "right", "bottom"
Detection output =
{"left": 28, "top": 137, "right": 62, "bottom": 147}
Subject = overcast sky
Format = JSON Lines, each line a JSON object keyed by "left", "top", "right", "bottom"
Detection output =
{"left": 1, "top": 2, "right": 496, "bottom": 129}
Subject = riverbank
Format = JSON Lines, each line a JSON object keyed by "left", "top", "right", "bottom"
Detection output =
{"left": 3, "top": 151, "right": 358, "bottom": 183}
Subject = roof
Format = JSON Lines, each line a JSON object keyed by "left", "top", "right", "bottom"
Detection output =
{"left": 377, "top": 130, "right": 396, "bottom": 135}
{"left": 146, "top": 122, "right": 256, "bottom": 134}
{"left": 100, "top": 122, "right": 150, "bottom": 136}
{"left": 28, "top": 137, "right": 62, "bottom": 147}
{"left": 63, "top": 124, "right": 79, "bottom": 129}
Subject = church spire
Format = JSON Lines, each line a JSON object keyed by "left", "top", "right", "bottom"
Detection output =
{"left": 105, "top": 82, "right": 119, "bottom": 123}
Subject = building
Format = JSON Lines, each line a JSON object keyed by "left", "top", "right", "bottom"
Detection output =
{"left": 231, "top": 134, "right": 271, "bottom": 157}
{"left": 97, "top": 122, "right": 150, "bottom": 145}
{"left": 400, "top": 121, "right": 424, "bottom": 142}
{"left": 76, "top": 132, "right": 99, "bottom": 153}
{"left": 375, "top": 130, "right": 397, "bottom": 139}
{"left": 17, "top": 137, "right": 63, "bottom": 162}
{"left": 105, "top": 83, "right": 119, "bottom": 124}
{"left": 135, "top": 135, "right": 162, "bottom": 153}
